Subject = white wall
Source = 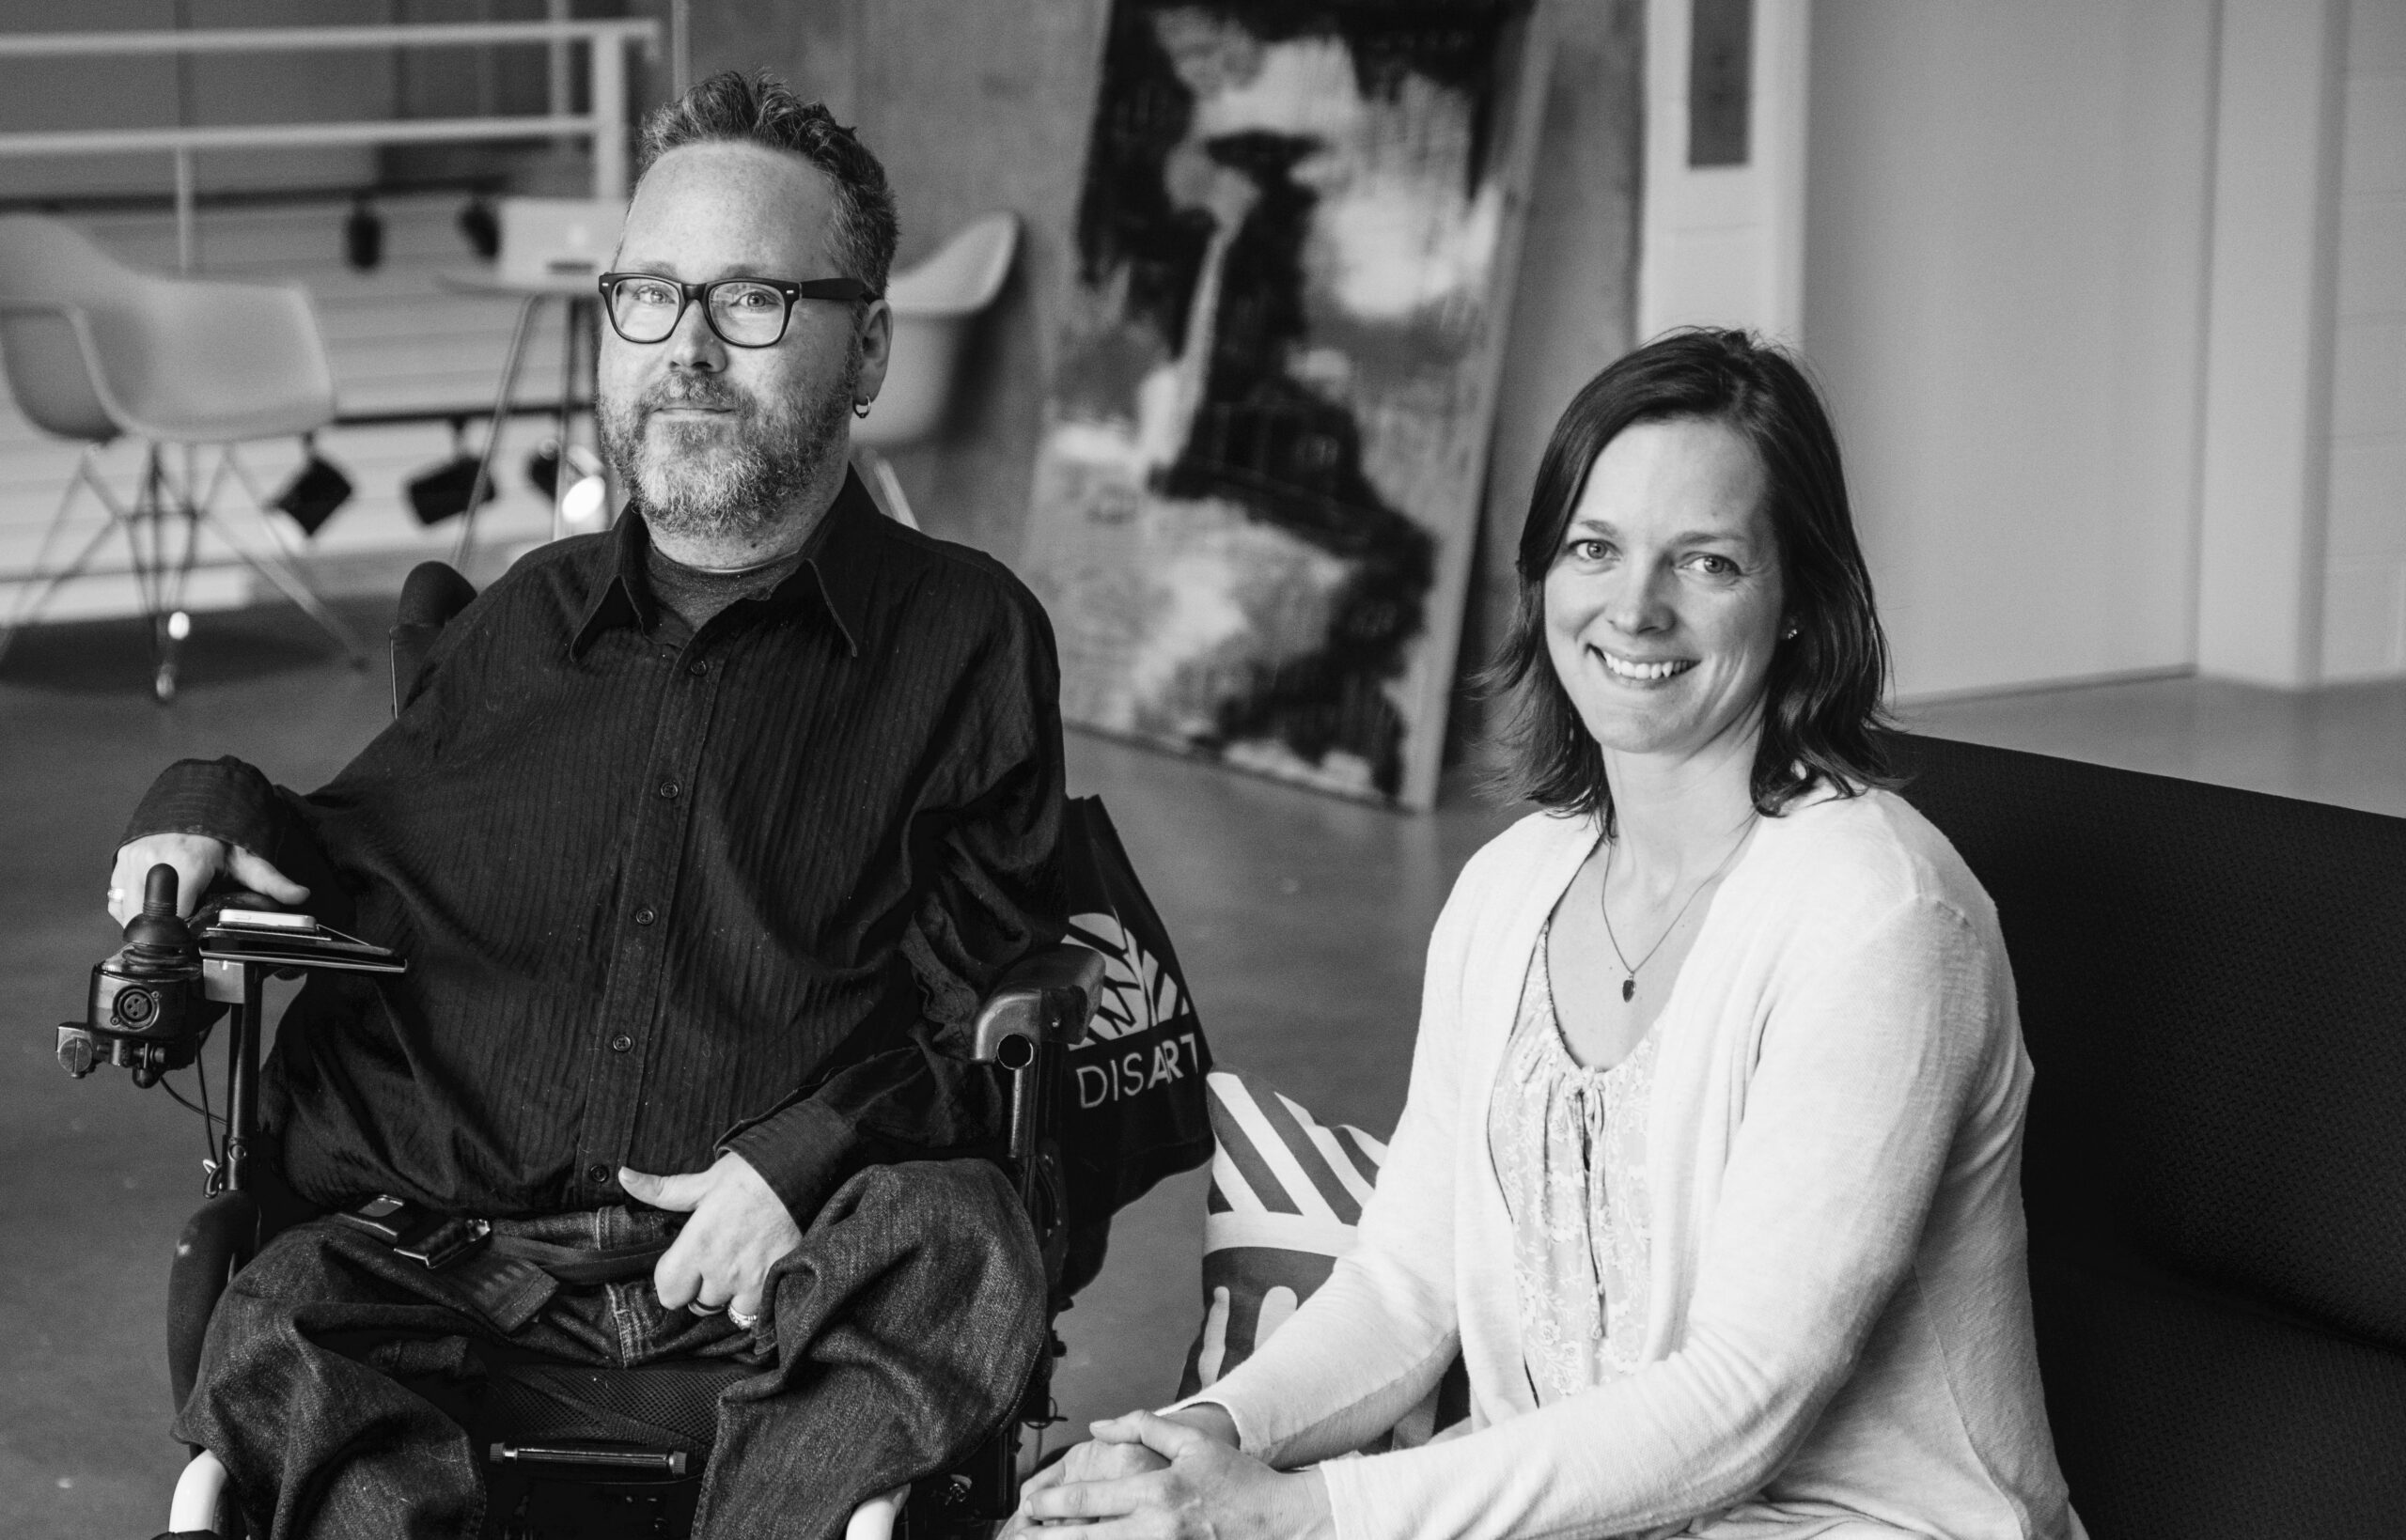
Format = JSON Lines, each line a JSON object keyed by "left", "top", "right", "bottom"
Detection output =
{"left": 2194, "top": 0, "right": 2349, "bottom": 687}
{"left": 1802, "top": 0, "right": 2219, "bottom": 699}
{"left": 2324, "top": 0, "right": 2406, "bottom": 678}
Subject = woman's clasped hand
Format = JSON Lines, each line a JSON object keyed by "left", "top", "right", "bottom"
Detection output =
{"left": 1010, "top": 1409, "right": 1331, "bottom": 1540}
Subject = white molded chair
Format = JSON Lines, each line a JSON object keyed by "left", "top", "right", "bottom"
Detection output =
{"left": 0, "top": 212, "right": 363, "bottom": 698}
{"left": 853, "top": 212, "right": 1020, "bottom": 529}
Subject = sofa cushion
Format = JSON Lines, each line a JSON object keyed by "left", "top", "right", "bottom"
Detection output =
{"left": 1892, "top": 733, "right": 2406, "bottom": 1535}
{"left": 2031, "top": 1242, "right": 2406, "bottom": 1536}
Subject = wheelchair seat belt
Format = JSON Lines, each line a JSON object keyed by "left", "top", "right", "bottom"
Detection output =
{"left": 486, "top": 1232, "right": 674, "bottom": 1285}
{"left": 336, "top": 1196, "right": 673, "bottom": 1334}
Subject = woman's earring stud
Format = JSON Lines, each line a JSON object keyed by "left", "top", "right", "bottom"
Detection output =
{"left": 1782, "top": 625, "right": 1800, "bottom": 640}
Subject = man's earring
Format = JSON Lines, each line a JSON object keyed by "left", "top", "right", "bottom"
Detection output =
{"left": 852, "top": 400, "right": 871, "bottom": 419}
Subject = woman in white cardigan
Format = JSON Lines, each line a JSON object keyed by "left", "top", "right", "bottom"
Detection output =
{"left": 1021, "top": 331, "right": 2083, "bottom": 1540}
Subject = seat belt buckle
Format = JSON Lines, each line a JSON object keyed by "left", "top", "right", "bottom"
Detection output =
{"left": 396, "top": 1216, "right": 492, "bottom": 1271}
{"left": 333, "top": 1191, "right": 420, "bottom": 1245}
{"left": 336, "top": 1194, "right": 492, "bottom": 1270}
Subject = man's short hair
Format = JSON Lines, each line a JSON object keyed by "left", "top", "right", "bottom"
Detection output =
{"left": 637, "top": 70, "right": 898, "bottom": 294}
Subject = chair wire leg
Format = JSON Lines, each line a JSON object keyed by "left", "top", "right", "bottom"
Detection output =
{"left": 150, "top": 445, "right": 209, "bottom": 702}
{"left": 0, "top": 511, "right": 119, "bottom": 664}
{"left": 454, "top": 293, "right": 540, "bottom": 572}
{"left": 551, "top": 297, "right": 584, "bottom": 543}
{"left": 215, "top": 446, "right": 367, "bottom": 664}
{"left": 138, "top": 443, "right": 211, "bottom": 703}
{"left": 133, "top": 444, "right": 186, "bottom": 702}
{"left": 125, "top": 451, "right": 157, "bottom": 631}
{"left": 0, "top": 446, "right": 115, "bottom": 668}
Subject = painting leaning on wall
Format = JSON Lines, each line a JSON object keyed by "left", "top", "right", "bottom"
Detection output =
{"left": 1022, "top": 0, "right": 1550, "bottom": 808}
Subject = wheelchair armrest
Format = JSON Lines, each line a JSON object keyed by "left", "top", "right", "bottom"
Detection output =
{"left": 970, "top": 944, "right": 1102, "bottom": 1066}
{"left": 847, "top": 1483, "right": 910, "bottom": 1540}
{"left": 168, "top": 1190, "right": 260, "bottom": 1414}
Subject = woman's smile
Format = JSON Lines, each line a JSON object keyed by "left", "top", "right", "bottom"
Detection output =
{"left": 1590, "top": 646, "right": 1698, "bottom": 685}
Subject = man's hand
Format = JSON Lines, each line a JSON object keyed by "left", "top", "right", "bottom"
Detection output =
{"left": 108, "top": 833, "right": 308, "bottom": 926}
{"left": 618, "top": 1151, "right": 801, "bottom": 1323}
{"left": 1012, "top": 1408, "right": 1328, "bottom": 1540}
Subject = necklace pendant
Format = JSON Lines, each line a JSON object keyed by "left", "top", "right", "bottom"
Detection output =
{"left": 1621, "top": 976, "right": 1636, "bottom": 1003}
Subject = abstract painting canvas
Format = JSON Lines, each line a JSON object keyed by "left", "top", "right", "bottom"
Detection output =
{"left": 1023, "top": 0, "right": 1550, "bottom": 808}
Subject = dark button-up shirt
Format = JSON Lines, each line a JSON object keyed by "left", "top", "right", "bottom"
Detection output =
{"left": 127, "top": 473, "right": 1068, "bottom": 1222}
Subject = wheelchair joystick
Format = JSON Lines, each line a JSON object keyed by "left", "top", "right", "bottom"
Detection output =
{"left": 60, "top": 863, "right": 222, "bottom": 1085}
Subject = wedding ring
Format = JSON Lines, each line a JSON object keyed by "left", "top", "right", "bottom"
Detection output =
{"left": 727, "top": 1305, "right": 760, "bottom": 1331}
{"left": 688, "top": 1300, "right": 725, "bottom": 1316}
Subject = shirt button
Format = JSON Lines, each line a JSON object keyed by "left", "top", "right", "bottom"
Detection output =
{"left": 610, "top": 1033, "right": 633, "bottom": 1053}
{"left": 586, "top": 1162, "right": 611, "bottom": 1185}
{"left": 633, "top": 905, "right": 657, "bottom": 926}
{"left": 687, "top": 659, "right": 709, "bottom": 677}
{"left": 657, "top": 779, "right": 680, "bottom": 800}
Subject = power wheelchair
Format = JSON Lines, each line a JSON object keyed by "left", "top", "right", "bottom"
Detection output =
{"left": 57, "top": 561, "right": 1109, "bottom": 1540}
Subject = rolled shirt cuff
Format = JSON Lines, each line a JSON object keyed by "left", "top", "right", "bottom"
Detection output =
{"left": 122, "top": 756, "right": 284, "bottom": 858}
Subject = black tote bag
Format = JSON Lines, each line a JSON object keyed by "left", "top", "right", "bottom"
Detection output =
{"left": 1055, "top": 796, "right": 1215, "bottom": 1249}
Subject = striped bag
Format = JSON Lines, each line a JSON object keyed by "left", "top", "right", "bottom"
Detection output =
{"left": 1176, "top": 1069, "right": 1467, "bottom": 1449}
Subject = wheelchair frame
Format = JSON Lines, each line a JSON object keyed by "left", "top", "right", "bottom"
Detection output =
{"left": 155, "top": 560, "right": 1106, "bottom": 1540}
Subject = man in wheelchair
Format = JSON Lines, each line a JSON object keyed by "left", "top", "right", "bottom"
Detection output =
{"left": 104, "top": 71, "right": 1070, "bottom": 1540}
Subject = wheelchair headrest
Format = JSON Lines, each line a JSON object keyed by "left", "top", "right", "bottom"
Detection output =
{"left": 391, "top": 562, "right": 478, "bottom": 714}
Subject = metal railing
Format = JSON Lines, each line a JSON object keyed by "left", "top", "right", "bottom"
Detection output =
{"left": 0, "top": 19, "right": 663, "bottom": 270}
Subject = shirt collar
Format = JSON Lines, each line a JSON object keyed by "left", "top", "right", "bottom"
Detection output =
{"left": 570, "top": 468, "right": 880, "bottom": 659}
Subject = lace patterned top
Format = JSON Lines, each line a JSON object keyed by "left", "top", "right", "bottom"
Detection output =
{"left": 1486, "top": 921, "right": 1660, "bottom": 1405}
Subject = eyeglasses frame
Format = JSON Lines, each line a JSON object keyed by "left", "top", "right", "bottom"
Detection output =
{"left": 596, "top": 272, "right": 883, "bottom": 350}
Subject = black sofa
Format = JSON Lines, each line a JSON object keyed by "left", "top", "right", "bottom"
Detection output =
{"left": 1891, "top": 734, "right": 2406, "bottom": 1539}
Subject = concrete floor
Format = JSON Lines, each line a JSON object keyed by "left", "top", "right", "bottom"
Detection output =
{"left": 3, "top": 602, "right": 2402, "bottom": 1537}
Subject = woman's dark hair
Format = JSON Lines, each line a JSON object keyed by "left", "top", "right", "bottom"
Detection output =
{"left": 637, "top": 70, "right": 898, "bottom": 293}
{"left": 1485, "top": 328, "right": 1895, "bottom": 827}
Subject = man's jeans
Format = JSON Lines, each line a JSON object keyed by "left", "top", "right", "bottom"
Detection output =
{"left": 176, "top": 1160, "right": 1046, "bottom": 1540}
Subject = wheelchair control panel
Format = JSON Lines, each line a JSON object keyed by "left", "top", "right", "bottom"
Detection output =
{"left": 52, "top": 863, "right": 402, "bottom": 1193}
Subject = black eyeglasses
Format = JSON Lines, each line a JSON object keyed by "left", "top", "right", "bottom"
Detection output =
{"left": 597, "top": 272, "right": 882, "bottom": 349}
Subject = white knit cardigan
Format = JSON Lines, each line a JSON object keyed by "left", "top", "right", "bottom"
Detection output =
{"left": 1180, "top": 788, "right": 2083, "bottom": 1540}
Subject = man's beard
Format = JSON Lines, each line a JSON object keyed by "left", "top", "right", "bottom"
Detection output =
{"left": 599, "top": 351, "right": 859, "bottom": 543}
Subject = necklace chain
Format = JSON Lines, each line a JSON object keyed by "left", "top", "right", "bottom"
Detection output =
{"left": 1598, "top": 816, "right": 1758, "bottom": 1001}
